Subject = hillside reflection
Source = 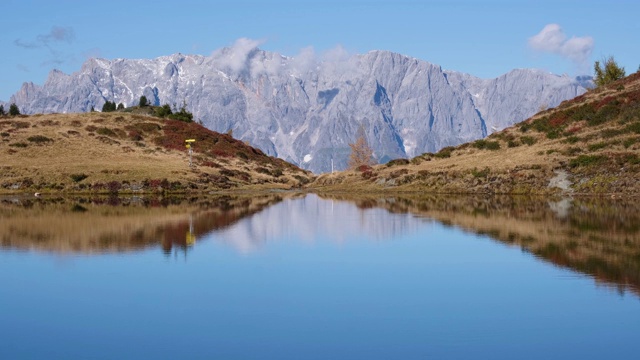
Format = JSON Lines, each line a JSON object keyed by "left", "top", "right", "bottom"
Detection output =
{"left": 0, "top": 194, "right": 289, "bottom": 255}
{"left": 319, "top": 193, "right": 640, "bottom": 297}
{"left": 3, "top": 193, "right": 640, "bottom": 296}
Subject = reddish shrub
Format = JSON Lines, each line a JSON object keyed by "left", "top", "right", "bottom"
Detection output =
{"left": 565, "top": 125, "right": 582, "bottom": 134}
{"left": 128, "top": 129, "right": 143, "bottom": 141}
{"left": 625, "top": 89, "right": 640, "bottom": 103}
{"left": 107, "top": 181, "right": 122, "bottom": 193}
{"left": 362, "top": 170, "right": 374, "bottom": 179}
{"left": 549, "top": 113, "right": 569, "bottom": 127}
{"left": 596, "top": 96, "right": 617, "bottom": 109}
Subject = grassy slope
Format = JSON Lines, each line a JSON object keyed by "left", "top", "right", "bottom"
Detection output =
{"left": 311, "top": 72, "right": 640, "bottom": 195}
{"left": 0, "top": 111, "right": 313, "bottom": 193}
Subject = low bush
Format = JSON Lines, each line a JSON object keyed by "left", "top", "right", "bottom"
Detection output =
{"left": 362, "top": 170, "right": 374, "bottom": 179}
{"left": 471, "top": 167, "right": 490, "bottom": 178}
{"left": 473, "top": 139, "right": 501, "bottom": 150}
{"left": 624, "top": 153, "right": 640, "bottom": 165}
{"left": 70, "top": 173, "right": 88, "bottom": 182}
{"left": 507, "top": 140, "right": 520, "bottom": 148}
{"left": 390, "top": 169, "right": 409, "bottom": 179}
{"left": 563, "top": 147, "right": 582, "bottom": 156}
{"left": 107, "top": 181, "right": 122, "bottom": 194}
{"left": 236, "top": 151, "right": 248, "bottom": 160}
{"left": 27, "top": 135, "right": 53, "bottom": 143}
{"left": 626, "top": 122, "right": 640, "bottom": 134}
{"left": 96, "top": 127, "right": 117, "bottom": 137}
{"left": 356, "top": 164, "right": 372, "bottom": 172}
{"left": 386, "top": 158, "right": 410, "bottom": 167}
{"left": 546, "top": 130, "right": 561, "bottom": 139}
{"left": 12, "top": 121, "right": 30, "bottom": 129}
{"left": 569, "top": 155, "right": 606, "bottom": 168}
{"left": 520, "top": 136, "right": 537, "bottom": 146}
{"left": 587, "top": 104, "right": 620, "bottom": 126}
{"left": 128, "top": 129, "right": 143, "bottom": 141}
{"left": 434, "top": 146, "right": 454, "bottom": 158}
{"left": 564, "top": 136, "right": 580, "bottom": 144}
{"left": 256, "top": 167, "right": 271, "bottom": 175}
{"left": 587, "top": 142, "right": 608, "bottom": 152}
{"left": 623, "top": 137, "right": 639, "bottom": 148}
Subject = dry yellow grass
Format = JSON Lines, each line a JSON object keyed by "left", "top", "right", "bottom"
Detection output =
{"left": 0, "top": 112, "right": 313, "bottom": 193}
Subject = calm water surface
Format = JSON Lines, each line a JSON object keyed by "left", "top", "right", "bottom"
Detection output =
{"left": 1, "top": 194, "right": 639, "bottom": 359}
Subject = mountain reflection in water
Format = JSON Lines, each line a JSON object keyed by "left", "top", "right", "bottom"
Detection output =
{"left": 319, "top": 194, "right": 640, "bottom": 297}
{"left": 2, "top": 193, "right": 639, "bottom": 296}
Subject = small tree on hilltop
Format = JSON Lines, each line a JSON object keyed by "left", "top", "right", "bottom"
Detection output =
{"left": 9, "top": 103, "right": 20, "bottom": 116}
{"left": 167, "top": 101, "right": 193, "bottom": 123}
{"left": 594, "top": 56, "right": 626, "bottom": 87}
{"left": 154, "top": 103, "right": 172, "bottom": 118}
{"left": 139, "top": 95, "right": 148, "bottom": 107}
{"left": 348, "top": 124, "right": 375, "bottom": 170}
{"left": 117, "top": 103, "right": 124, "bottom": 110}
{"left": 0, "top": 104, "right": 5, "bottom": 116}
{"left": 102, "top": 101, "right": 116, "bottom": 112}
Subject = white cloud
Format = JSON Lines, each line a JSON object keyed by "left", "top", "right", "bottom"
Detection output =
{"left": 289, "top": 46, "right": 317, "bottom": 76}
{"left": 212, "top": 39, "right": 357, "bottom": 80}
{"left": 322, "top": 44, "right": 351, "bottom": 63}
{"left": 528, "top": 24, "right": 594, "bottom": 64}
{"left": 320, "top": 45, "right": 357, "bottom": 78}
{"left": 214, "top": 37, "right": 265, "bottom": 76}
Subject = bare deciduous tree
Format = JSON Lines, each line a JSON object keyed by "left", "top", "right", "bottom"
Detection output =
{"left": 348, "top": 124, "right": 375, "bottom": 170}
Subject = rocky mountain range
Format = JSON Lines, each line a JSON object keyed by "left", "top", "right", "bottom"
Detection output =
{"left": 5, "top": 44, "right": 591, "bottom": 172}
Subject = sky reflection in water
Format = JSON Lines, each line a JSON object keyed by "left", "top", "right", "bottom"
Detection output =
{"left": 1, "top": 194, "right": 639, "bottom": 359}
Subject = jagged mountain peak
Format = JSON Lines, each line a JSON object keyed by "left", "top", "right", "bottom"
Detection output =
{"left": 8, "top": 48, "right": 590, "bottom": 172}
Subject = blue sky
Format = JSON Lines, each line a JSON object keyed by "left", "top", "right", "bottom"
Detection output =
{"left": 1, "top": 0, "right": 638, "bottom": 100}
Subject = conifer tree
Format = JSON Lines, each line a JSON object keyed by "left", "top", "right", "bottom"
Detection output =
{"left": 594, "top": 56, "right": 626, "bottom": 87}
{"left": 102, "top": 101, "right": 116, "bottom": 112}
{"left": 9, "top": 103, "right": 20, "bottom": 116}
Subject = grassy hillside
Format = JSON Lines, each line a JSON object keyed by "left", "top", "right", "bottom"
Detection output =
{"left": 0, "top": 111, "right": 313, "bottom": 194}
{"left": 312, "top": 71, "right": 640, "bottom": 195}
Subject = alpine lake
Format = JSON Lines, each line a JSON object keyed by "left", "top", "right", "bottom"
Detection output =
{"left": 1, "top": 192, "right": 639, "bottom": 359}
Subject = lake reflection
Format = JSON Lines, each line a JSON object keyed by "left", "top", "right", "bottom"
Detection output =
{"left": 0, "top": 194, "right": 288, "bottom": 255}
{"left": 319, "top": 194, "right": 640, "bottom": 297}
{"left": 1, "top": 193, "right": 639, "bottom": 359}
